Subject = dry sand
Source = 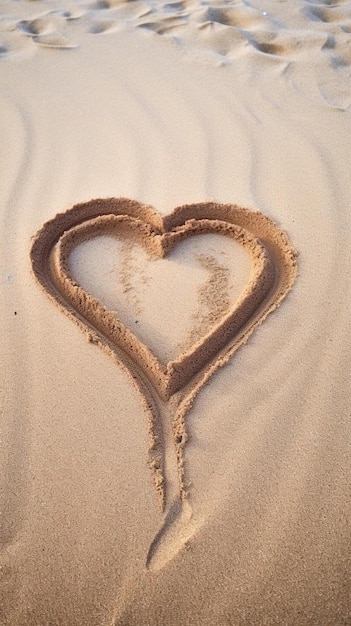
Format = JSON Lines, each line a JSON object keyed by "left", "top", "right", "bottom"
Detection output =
{"left": 1, "top": 0, "right": 351, "bottom": 624}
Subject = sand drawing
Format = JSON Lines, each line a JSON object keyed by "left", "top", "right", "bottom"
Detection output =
{"left": 30, "top": 198, "right": 297, "bottom": 569}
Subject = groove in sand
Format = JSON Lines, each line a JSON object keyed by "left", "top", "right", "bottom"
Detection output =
{"left": 30, "top": 198, "right": 297, "bottom": 512}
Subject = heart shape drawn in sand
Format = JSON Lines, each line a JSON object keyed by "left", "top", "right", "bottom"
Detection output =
{"left": 54, "top": 214, "right": 273, "bottom": 399}
{"left": 30, "top": 198, "right": 297, "bottom": 510}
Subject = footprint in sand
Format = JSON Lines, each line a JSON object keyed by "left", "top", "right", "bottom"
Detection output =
{"left": 302, "top": 4, "right": 351, "bottom": 23}
{"left": 137, "top": 16, "right": 186, "bottom": 35}
{"left": 196, "top": 4, "right": 271, "bottom": 30}
{"left": 17, "top": 12, "right": 77, "bottom": 49}
{"left": 94, "top": 0, "right": 150, "bottom": 12}
{"left": 304, "top": 0, "right": 349, "bottom": 5}
{"left": 163, "top": 1, "right": 187, "bottom": 12}
{"left": 248, "top": 32, "right": 296, "bottom": 59}
{"left": 19, "top": 15, "right": 63, "bottom": 36}
{"left": 95, "top": 0, "right": 135, "bottom": 7}
{"left": 89, "top": 19, "right": 119, "bottom": 34}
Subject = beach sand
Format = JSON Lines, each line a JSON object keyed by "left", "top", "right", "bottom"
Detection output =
{"left": 0, "top": 0, "right": 350, "bottom": 624}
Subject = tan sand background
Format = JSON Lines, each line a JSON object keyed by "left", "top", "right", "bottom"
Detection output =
{"left": 0, "top": 0, "right": 350, "bottom": 624}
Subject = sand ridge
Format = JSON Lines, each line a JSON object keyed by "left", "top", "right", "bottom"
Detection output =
{"left": 30, "top": 198, "right": 297, "bottom": 510}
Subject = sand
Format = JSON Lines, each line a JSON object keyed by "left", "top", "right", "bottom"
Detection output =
{"left": 1, "top": 0, "right": 350, "bottom": 624}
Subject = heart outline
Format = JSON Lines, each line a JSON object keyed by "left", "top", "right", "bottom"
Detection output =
{"left": 51, "top": 212, "right": 274, "bottom": 400}
{"left": 30, "top": 198, "right": 297, "bottom": 505}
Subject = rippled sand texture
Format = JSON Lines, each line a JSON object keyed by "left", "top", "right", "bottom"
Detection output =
{"left": 1, "top": 0, "right": 351, "bottom": 625}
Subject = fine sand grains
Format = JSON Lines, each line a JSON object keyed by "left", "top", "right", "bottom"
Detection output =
{"left": 1, "top": 0, "right": 350, "bottom": 621}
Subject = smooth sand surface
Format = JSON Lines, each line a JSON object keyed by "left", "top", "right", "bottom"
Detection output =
{"left": 1, "top": 0, "right": 350, "bottom": 624}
